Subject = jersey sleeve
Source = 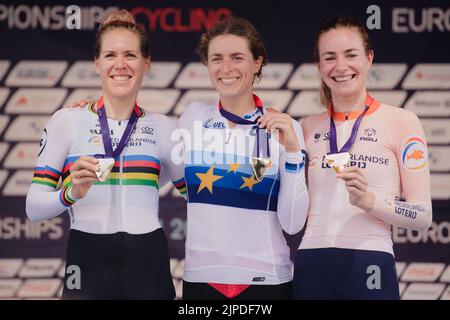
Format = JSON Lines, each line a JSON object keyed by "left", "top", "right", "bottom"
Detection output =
{"left": 26, "top": 109, "right": 76, "bottom": 222}
{"left": 370, "top": 110, "right": 432, "bottom": 231}
{"left": 276, "top": 119, "right": 309, "bottom": 235}
{"left": 158, "top": 115, "right": 187, "bottom": 199}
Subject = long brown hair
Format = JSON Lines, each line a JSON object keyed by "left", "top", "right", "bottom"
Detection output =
{"left": 314, "top": 16, "right": 373, "bottom": 106}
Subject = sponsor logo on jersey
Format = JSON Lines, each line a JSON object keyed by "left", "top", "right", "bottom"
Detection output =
{"left": 90, "top": 126, "right": 114, "bottom": 136}
{"left": 320, "top": 153, "right": 390, "bottom": 169}
{"left": 360, "top": 127, "right": 378, "bottom": 142}
{"left": 88, "top": 136, "right": 102, "bottom": 146}
{"left": 203, "top": 118, "right": 226, "bottom": 129}
{"left": 111, "top": 137, "right": 156, "bottom": 147}
{"left": 401, "top": 136, "right": 428, "bottom": 170}
{"left": 139, "top": 125, "right": 154, "bottom": 135}
{"left": 38, "top": 128, "right": 47, "bottom": 157}
{"left": 313, "top": 131, "right": 330, "bottom": 143}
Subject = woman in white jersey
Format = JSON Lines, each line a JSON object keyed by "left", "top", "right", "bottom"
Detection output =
{"left": 177, "top": 17, "right": 309, "bottom": 299}
{"left": 26, "top": 10, "right": 186, "bottom": 299}
{"left": 294, "top": 16, "right": 432, "bottom": 299}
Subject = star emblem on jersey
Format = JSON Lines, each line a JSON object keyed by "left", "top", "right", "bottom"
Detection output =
{"left": 240, "top": 175, "right": 259, "bottom": 191}
{"left": 195, "top": 166, "right": 223, "bottom": 194}
{"left": 227, "top": 162, "right": 241, "bottom": 173}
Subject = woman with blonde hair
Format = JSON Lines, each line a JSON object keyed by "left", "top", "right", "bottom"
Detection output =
{"left": 26, "top": 10, "right": 186, "bottom": 299}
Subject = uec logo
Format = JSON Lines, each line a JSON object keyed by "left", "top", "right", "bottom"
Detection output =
{"left": 203, "top": 118, "right": 226, "bottom": 129}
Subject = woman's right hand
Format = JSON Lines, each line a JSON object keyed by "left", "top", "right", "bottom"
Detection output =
{"left": 69, "top": 156, "right": 99, "bottom": 199}
{"left": 66, "top": 99, "right": 94, "bottom": 109}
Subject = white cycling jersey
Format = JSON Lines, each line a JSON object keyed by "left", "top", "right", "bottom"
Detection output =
{"left": 26, "top": 99, "right": 186, "bottom": 234}
{"left": 177, "top": 94, "right": 309, "bottom": 285}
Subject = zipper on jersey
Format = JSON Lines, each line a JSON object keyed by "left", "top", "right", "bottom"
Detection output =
{"left": 345, "top": 112, "right": 349, "bottom": 121}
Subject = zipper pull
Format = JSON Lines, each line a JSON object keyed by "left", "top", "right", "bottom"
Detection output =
{"left": 345, "top": 112, "right": 349, "bottom": 121}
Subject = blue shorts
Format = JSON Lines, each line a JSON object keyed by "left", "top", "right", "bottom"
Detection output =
{"left": 293, "top": 247, "right": 400, "bottom": 300}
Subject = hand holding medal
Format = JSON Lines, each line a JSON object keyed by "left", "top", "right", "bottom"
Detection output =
{"left": 69, "top": 156, "right": 101, "bottom": 199}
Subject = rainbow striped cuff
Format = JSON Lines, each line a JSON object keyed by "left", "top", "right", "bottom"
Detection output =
{"left": 59, "top": 185, "right": 77, "bottom": 207}
{"left": 173, "top": 177, "right": 187, "bottom": 195}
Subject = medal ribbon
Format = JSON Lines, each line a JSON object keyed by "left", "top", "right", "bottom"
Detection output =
{"left": 218, "top": 94, "right": 270, "bottom": 158}
{"left": 95, "top": 96, "right": 140, "bottom": 159}
{"left": 329, "top": 94, "right": 374, "bottom": 154}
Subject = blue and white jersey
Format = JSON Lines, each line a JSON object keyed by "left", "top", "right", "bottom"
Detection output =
{"left": 177, "top": 96, "right": 309, "bottom": 285}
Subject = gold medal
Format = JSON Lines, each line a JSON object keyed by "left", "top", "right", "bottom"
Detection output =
{"left": 324, "top": 152, "right": 350, "bottom": 173}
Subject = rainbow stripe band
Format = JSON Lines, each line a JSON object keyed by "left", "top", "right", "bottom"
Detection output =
{"left": 31, "top": 166, "right": 61, "bottom": 189}
{"left": 173, "top": 177, "right": 187, "bottom": 195}
{"left": 61, "top": 155, "right": 162, "bottom": 188}
{"left": 59, "top": 185, "right": 76, "bottom": 207}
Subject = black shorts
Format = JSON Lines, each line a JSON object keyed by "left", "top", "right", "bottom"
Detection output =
{"left": 62, "top": 228, "right": 175, "bottom": 300}
{"left": 182, "top": 280, "right": 292, "bottom": 300}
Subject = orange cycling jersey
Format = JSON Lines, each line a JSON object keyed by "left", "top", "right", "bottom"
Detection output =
{"left": 300, "top": 97, "right": 432, "bottom": 255}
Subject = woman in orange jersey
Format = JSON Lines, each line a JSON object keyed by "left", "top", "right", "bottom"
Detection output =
{"left": 294, "top": 16, "right": 432, "bottom": 299}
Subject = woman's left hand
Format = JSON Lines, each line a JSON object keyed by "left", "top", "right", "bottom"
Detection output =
{"left": 257, "top": 108, "right": 300, "bottom": 153}
{"left": 336, "top": 167, "right": 374, "bottom": 211}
